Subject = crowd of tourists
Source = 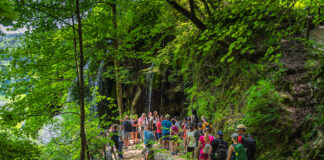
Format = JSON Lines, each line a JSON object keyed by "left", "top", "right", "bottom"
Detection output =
{"left": 107, "top": 109, "right": 256, "bottom": 160}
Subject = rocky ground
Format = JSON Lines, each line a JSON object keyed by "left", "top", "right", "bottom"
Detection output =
{"left": 120, "top": 140, "right": 187, "bottom": 160}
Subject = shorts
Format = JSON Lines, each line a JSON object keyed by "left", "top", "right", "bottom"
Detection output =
{"left": 120, "top": 131, "right": 125, "bottom": 139}
{"left": 157, "top": 133, "right": 162, "bottom": 140}
{"left": 124, "top": 131, "right": 130, "bottom": 139}
{"left": 162, "top": 133, "right": 170, "bottom": 140}
{"left": 170, "top": 135, "right": 179, "bottom": 142}
{"left": 187, "top": 147, "right": 195, "bottom": 153}
{"left": 199, "top": 153, "right": 209, "bottom": 159}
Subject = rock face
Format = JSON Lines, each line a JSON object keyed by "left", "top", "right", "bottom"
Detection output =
{"left": 92, "top": 64, "right": 185, "bottom": 119}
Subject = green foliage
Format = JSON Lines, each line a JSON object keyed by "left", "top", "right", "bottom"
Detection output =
{"left": 0, "top": 0, "right": 16, "bottom": 26}
{"left": 0, "top": 0, "right": 323, "bottom": 159}
{"left": 0, "top": 131, "right": 39, "bottom": 159}
{"left": 244, "top": 80, "right": 291, "bottom": 149}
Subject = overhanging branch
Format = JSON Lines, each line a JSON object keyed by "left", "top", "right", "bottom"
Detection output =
{"left": 166, "top": 0, "right": 207, "bottom": 31}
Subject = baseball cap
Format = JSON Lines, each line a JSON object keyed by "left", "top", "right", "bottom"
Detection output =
{"left": 231, "top": 133, "right": 239, "bottom": 138}
{"left": 216, "top": 131, "right": 223, "bottom": 136}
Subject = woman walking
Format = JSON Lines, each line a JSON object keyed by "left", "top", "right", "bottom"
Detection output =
{"left": 198, "top": 128, "right": 214, "bottom": 160}
{"left": 170, "top": 120, "right": 179, "bottom": 155}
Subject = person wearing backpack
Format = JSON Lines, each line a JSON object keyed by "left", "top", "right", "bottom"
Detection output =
{"left": 226, "top": 133, "right": 248, "bottom": 160}
{"left": 186, "top": 124, "right": 196, "bottom": 158}
{"left": 236, "top": 124, "right": 256, "bottom": 160}
{"left": 144, "top": 124, "right": 155, "bottom": 160}
{"left": 194, "top": 122, "right": 204, "bottom": 159}
{"left": 161, "top": 114, "right": 172, "bottom": 150}
{"left": 210, "top": 131, "right": 228, "bottom": 160}
{"left": 202, "top": 117, "right": 211, "bottom": 130}
{"left": 138, "top": 113, "right": 148, "bottom": 142}
{"left": 131, "top": 115, "right": 138, "bottom": 144}
{"left": 191, "top": 109, "right": 199, "bottom": 127}
{"left": 111, "top": 125, "right": 124, "bottom": 159}
{"left": 123, "top": 116, "right": 132, "bottom": 149}
{"left": 198, "top": 128, "right": 214, "bottom": 159}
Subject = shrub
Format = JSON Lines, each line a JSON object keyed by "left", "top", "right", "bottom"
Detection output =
{"left": 244, "top": 80, "right": 291, "bottom": 149}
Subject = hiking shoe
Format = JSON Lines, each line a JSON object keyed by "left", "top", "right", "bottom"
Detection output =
{"left": 171, "top": 152, "right": 175, "bottom": 155}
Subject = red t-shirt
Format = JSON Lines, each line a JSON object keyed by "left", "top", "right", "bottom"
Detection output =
{"left": 156, "top": 121, "right": 162, "bottom": 133}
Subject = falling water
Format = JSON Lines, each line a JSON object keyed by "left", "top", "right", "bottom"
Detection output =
{"left": 38, "top": 59, "right": 93, "bottom": 144}
{"left": 38, "top": 115, "right": 62, "bottom": 144}
{"left": 145, "top": 63, "right": 154, "bottom": 113}
{"left": 160, "top": 72, "right": 164, "bottom": 113}
{"left": 90, "top": 61, "right": 105, "bottom": 114}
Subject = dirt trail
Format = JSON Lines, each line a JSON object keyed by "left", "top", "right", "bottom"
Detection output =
{"left": 121, "top": 140, "right": 187, "bottom": 160}
{"left": 119, "top": 140, "right": 143, "bottom": 160}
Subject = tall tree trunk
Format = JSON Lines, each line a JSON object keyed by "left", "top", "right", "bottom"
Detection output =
{"left": 75, "top": 0, "right": 88, "bottom": 159}
{"left": 111, "top": 0, "right": 123, "bottom": 118}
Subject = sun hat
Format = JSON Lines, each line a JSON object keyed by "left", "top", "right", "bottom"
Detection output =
{"left": 236, "top": 124, "right": 246, "bottom": 130}
{"left": 231, "top": 133, "right": 239, "bottom": 138}
{"left": 165, "top": 114, "right": 170, "bottom": 119}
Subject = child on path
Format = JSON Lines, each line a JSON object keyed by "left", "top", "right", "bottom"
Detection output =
{"left": 170, "top": 120, "right": 179, "bottom": 155}
{"left": 144, "top": 124, "right": 155, "bottom": 160}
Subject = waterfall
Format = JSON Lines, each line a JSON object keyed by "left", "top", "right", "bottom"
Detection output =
{"left": 145, "top": 63, "right": 154, "bottom": 113}
{"left": 38, "top": 59, "right": 93, "bottom": 144}
{"left": 38, "top": 115, "right": 62, "bottom": 144}
{"left": 90, "top": 61, "right": 105, "bottom": 114}
{"left": 160, "top": 72, "right": 165, "bottom": 113}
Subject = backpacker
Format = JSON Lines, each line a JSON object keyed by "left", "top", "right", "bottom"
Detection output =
{"left": 238, "top": 135, "right": 256, "bottom": 160}
{"left": 125, "top": 121, "right": 133, "bottom": 132}
{"left": 234, "top": 143, "right": 248, "bottom": 160}
{"left": 204, "top": 122, "right": 211, "bottom": 129}
{"left": 215, "top": 140, "right": 227, "bottom": 160}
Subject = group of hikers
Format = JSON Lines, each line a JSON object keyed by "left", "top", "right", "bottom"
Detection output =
{"left": 107, "top": 109, "right": 256, "bottom": 160}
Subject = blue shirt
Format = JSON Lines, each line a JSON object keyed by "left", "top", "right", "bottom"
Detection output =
{"left": 161, "top": 120, "right": 172, "bottom": 135}
{"left": 144, "top": 130, "right": 155, "bottom": 145}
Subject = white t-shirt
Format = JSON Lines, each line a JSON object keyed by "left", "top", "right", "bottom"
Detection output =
{"left": 187, "top": 131, "right": 196, "bottom": 148}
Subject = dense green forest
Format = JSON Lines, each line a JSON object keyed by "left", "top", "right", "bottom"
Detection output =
{"left": 0, "top": 0, "right": 323, "bottom": 159}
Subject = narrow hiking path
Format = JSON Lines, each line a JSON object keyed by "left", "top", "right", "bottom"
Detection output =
{"left": 120, "top": 140, "right": 187, "bottom": 160}
{"left": 122, "top": 142, "right": 143, "bottom": 160}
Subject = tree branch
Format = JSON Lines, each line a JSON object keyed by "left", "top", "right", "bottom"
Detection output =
{"left": 166, "top": 0, "right": 207, "bottom": 31}
{"left": 22, "top": 2, "right": 78, "bottom": 31}
{"left": 189, "top": 0, "right": 195, "bottom": 17}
